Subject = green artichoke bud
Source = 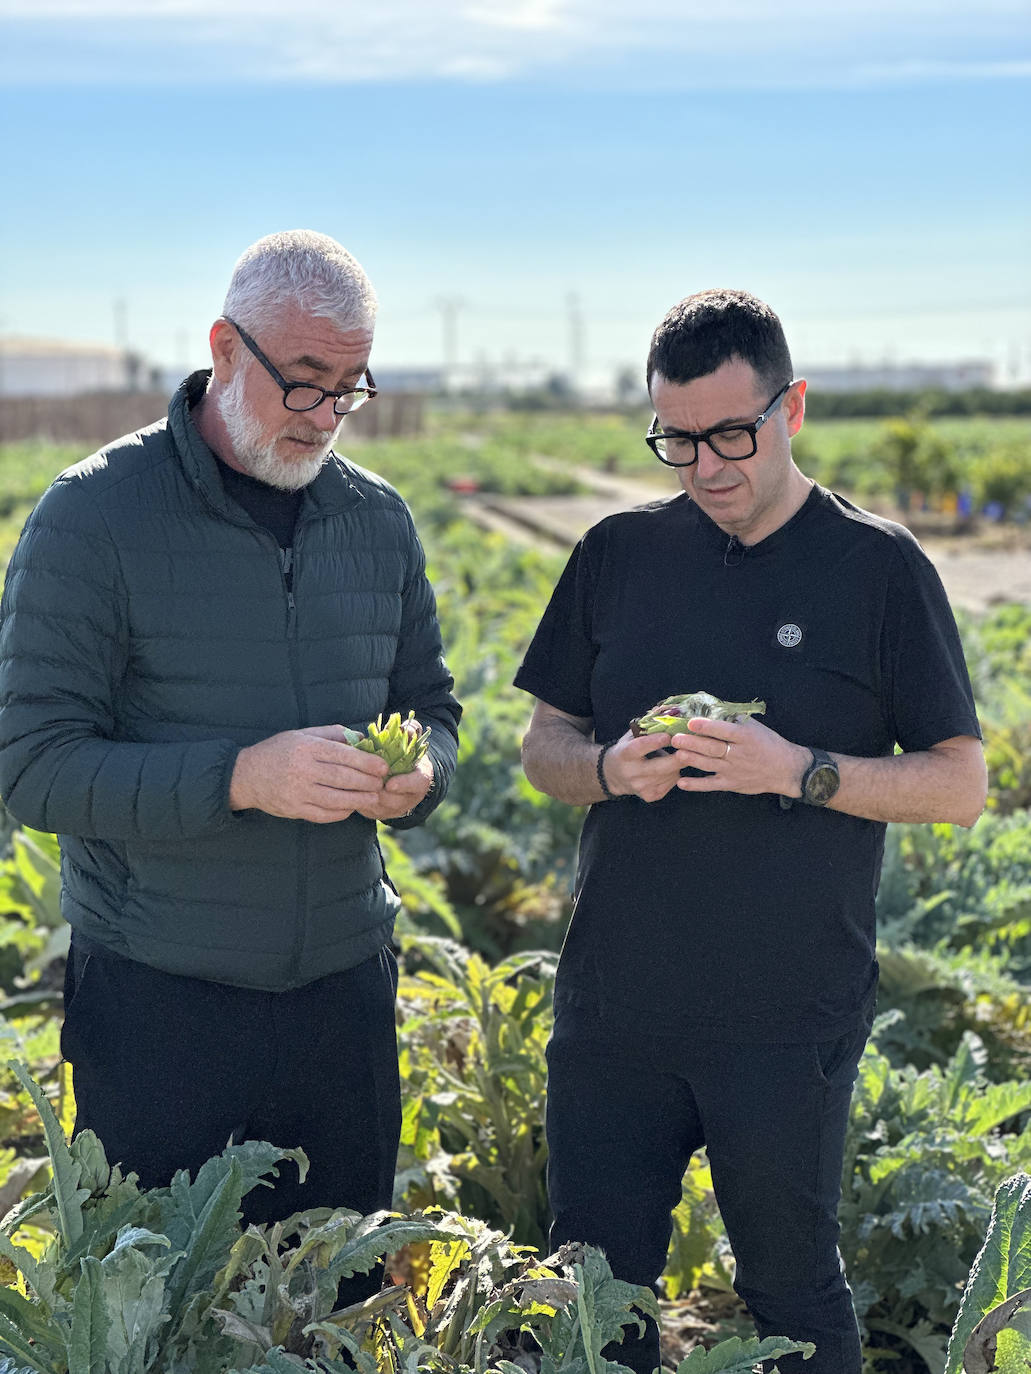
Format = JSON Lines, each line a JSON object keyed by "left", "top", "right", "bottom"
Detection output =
{"left": 630, "top": 692, "right": 766, "bottom": 737}
{"left": 341, "top": 711, "right": 431, "bottom": 774}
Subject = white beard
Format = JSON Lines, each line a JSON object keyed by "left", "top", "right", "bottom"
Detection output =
{"left": 216, "top": 367, "right": 340, "bottom": 491}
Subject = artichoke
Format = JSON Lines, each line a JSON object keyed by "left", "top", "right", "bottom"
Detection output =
{"left": 340, "top": 710, "right": 431, "bottom": 774}
{"left": 630, "top": 692, "right": 766, "bottom": 737}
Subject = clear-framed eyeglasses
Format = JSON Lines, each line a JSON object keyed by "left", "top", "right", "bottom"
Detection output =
{"left": 224, "top": 316, "right": 377, "bottom": 415}
{"left": 645, "top": 381, "right": 795, "bottom": 467}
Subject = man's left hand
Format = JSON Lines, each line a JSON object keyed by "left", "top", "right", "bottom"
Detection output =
{"left": 354, "top": 755, "right": 434, "bottom": 821}
{"left": 670, "top": 717, "right": 809, "bottom": 797}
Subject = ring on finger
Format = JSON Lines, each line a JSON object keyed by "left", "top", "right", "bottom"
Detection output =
{"left": 723, "top": 741, "right": 732, "bottom": 759}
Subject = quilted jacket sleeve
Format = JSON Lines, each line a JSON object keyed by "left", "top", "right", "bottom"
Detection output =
{"left": 0, "top": 478, "right": 239, "bottom": 841}
{"left": 384, "top": 506, "right": 461, "bottom": 831}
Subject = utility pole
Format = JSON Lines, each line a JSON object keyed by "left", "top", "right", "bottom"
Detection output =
{"left": 434, "top": 297, "right": 465, "bottom": 392}
{"left": 113, "top": 297, "right": 136, "bottom": 390}
{"left": 113, "top": 298, "right": 128, "bottom": 351}
{"left": 567, "top": 291, "right": 584, "bottom": 397}
{"left": 176, "top": 329, "right": 190, "bottom": 386}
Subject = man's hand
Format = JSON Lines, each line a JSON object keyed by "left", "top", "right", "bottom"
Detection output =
{"left": 670, "top": 717, "right": 808, "bottom": 796}
{"left": 354, "top": 754, "right": 434, "bottom": 821}
{"left": 672, "top": 718, "right": 987, "bottom": 825}
{"left": 229, "top": 725, "right": 390, "bottom": 823}
{"left": 601, "top": 731, "right": 688, "bottom": 804}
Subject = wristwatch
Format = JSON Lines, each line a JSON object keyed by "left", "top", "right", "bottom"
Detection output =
{"left": 799, "top": 747, "right": 840, "bottom": 806}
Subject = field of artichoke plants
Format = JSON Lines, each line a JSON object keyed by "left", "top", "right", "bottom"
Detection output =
{"left": 0, "top": 407, "right": 1030, "bottom": 1373}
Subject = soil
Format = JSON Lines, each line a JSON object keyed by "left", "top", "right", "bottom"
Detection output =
{"left": 658, "top": 1290, "right": 757, "bottom": 1366}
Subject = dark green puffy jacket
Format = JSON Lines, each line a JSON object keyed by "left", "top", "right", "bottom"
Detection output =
{"left": 0, "top": 373, "right": 460, "bottom": 990}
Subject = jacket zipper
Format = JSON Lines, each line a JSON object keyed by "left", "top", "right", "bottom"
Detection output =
{"left": 280, "top": 545, "right": 296, "bottom": 635}
{"left": 190, "top": 474, "right": 318, "bottom": 986}
{"left": 277, "top": 530, "right": 311, "bottom": 984}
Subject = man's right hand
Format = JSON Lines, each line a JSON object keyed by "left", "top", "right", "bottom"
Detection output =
{"left": 521, "top": 699, "right": 690, "bottom": 807}
{"left": 229, "top": 725, "right": 390, "bottom": 822}
{"left": 602, "top": 731, "right": 686, "bottom": 803}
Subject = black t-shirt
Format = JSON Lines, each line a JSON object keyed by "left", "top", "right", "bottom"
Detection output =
{"left": 514, "top": 485, "right": 981, "bottom": 1042}
{"left": 217, "top": 459, "right": 303, "bottom": 550}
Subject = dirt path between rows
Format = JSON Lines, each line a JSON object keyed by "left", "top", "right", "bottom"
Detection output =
{"left": 464, "top": 463, "right": 1031, "bottom": 614}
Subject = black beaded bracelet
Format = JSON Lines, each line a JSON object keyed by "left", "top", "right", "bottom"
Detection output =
{"left": 596, "top": 741, "right": 617, "bottom": 801}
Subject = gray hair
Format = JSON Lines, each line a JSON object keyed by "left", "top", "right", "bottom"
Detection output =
{"left": 222, "top": 230, "right": 378, "bottom": 335}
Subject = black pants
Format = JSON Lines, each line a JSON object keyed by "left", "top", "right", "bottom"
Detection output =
{"left": 546, "top": 999, "right": 868, "bottom": 1374}
{"left": 62, "top": 938, "right": 402, "bottom": 1303}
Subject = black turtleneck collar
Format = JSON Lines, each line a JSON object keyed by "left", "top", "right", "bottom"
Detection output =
{"left": 167, "top": 368, "right": 365, "bottom": 526}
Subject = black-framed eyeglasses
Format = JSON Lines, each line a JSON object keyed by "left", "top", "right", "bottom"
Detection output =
{"left": 224, "top": 316, "right": 377, "bottom": 415}
{"left": 645, "top": 381, "right": 795, "bottom": 466}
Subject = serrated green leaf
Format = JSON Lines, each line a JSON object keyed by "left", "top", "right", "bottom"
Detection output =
{"left": 190, "top": 1142, "right": 308, "bottom": 1208}
{"left": 464, "top": 1295, "right": 507, "bottom": 1338}
{"left": 158, "top": 1157, "right": 246, "bottom": 1351}
{"left": 0, "top": 1233, "right": 45, "bottom": 1304}
{"left": 965, "top": 1081, "right": 1031, "bottom": 1137}
{"left": 674, "top": 1334, "right": 814, "bottom": 1371}
{"left": 0, "top": 1312, "right": 57, "bottom": 1374}
{"left": 425, "top": 1237, "right": 468, "bottom": 1310}
{"left": 873, "top": 1167, "right": 988, "bottom": 1238}
{"left": 327, "top": 1213, "right": 471, "bottom": 1284}
{"left": 278, "top": 1207, "right": 363, "bottom": 1278}
{"left": 209, "top": 1307, "right": 274, "bottom": 1349}
{"left": 946, "top": 1173, "right": 1031, "bottom": 1374}
{"left": 108, "top": 1225, "right": 171, "bottom": 1258}
{"left": 0, "top": 1287, "right": 63, "bottom": 1363}
{"left": 569, "top": 1253, "right": 655, "bottom": 1373}
{"left": 8, "top": 1061, "right": 86, "bottom": 1248}
{"left": 97, "top": 1243, "right": 171, "bottom": 1374}
{"left": 867, "top": 1316, "right": 947, "bottom": 1374}
{"left": 60, "top": 1187, "right": 152, "bottom": 1278}
{"left": 68, "top": 1255, "right": 110, "bottom": 1374}
{"left": 211, "top": 1228, "right": 270, "bottom": 1310}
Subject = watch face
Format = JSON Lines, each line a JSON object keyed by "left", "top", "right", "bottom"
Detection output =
{"left": 805, "top": 764, "right": 840, "bottom": 805}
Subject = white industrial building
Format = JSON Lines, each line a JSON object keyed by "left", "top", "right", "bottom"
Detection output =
{"left": 0, "top": 337, "right": 137, "bottom": 397}
{"left": 801, "top": 360, "right": 995, "bottom": 393}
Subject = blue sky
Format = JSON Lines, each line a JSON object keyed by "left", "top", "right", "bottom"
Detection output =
{"left": 1, "top": 0, "right": 1028, "bottom": 387}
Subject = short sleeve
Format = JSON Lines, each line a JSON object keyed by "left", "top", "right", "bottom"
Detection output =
{"left": 884, "top": 537, "right": 982, "bottom": 753}
{"left": 513, "top": 536, "right": 598, "bottom": 719}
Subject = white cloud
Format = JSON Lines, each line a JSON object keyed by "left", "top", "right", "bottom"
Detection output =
{"left": 462, "top": 0, "right": 571, "bottom": 31}
{"left": 1, "top": 0, "right": 1028, "bottom": 86}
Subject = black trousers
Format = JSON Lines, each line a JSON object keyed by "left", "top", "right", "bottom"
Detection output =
{"left": 546, "top": 998, "right": 868, "bottom": 1374}
{"left": 62, "top": 938, "right": 402, "bottom": 1303}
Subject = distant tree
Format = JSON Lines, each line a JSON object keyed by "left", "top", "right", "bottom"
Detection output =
{"left": 614, "top": 365, "right": 646, "bottom": 407}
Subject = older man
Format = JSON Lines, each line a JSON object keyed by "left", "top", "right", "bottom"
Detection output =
{"left": 516, "top": 289, "right": 986, "bottom": 1373}
{"left": 0, "top": 231, "right": 460, "bottom": 1253}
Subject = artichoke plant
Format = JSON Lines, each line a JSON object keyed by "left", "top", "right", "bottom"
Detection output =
{"left": 341, "top": 710, "right": 431, "bottom": 774}
{"left": 630, "top": 691, "right": 766, "bottom": 736}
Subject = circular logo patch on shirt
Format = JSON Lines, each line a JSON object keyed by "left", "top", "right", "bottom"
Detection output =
{"left": 777, "top": 623, "right": 803, "bottom": 648}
